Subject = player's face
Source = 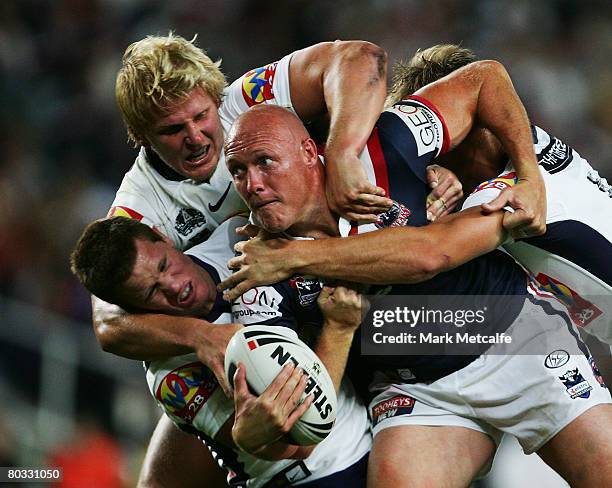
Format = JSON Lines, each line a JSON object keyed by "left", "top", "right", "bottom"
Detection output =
{"left": 145, "top": 87, "right": 224, "bottom": 182}
{"left": 121, "top": 238, "right": 216, "bottom": 316}
{"left": 225, "top": 131, "right": 311, "bottom": 233}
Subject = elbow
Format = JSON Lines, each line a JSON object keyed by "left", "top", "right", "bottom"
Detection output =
{"left": 290, "top": 445, "right": 315, "bottom": 460}
{"left": 333, "top": 40, "right": 387, "bottom": 79}
{"left": 416, "top": 250, "right": 452, "bottom": 281}
{"left": 93, "top": 319, "right": 119, "bottom": 353}
{"left": 470, "top": 59, "right": 509, "bottom": 82}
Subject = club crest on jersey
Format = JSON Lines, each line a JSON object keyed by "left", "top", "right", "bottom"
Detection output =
{"left": 589, "top": 356, "right": 607, "bottom": 388}
{"left": 472, "top": 172, "right": 518, "bottom": 194}
{"left": 156, "top": 362, "right": 218, "bottom": 424}
{"left": 241, "top": 62, "right": 278, "bottom": 107}
{"left": 535, "top": 273, "right": 603, "bottom": 327}
{"left": 371, "top": 395, "right": 416, "bottom": 426}
{"left": 107, "top": 206, "right": 143, "bottom": 221}
{"left": 375, "top": 201, "right": 411, "bottom": 229}
{"left": 175, "top": 208, "right": 207, "bottom": 237}
{"left": 538, "top": 137, "right": 573, "bottom": 174}
{"left": 559, "top": 368, "right": 592, "bottom": 399}
{"left": 289, "top": 276, "right": 322, "bottom": 306}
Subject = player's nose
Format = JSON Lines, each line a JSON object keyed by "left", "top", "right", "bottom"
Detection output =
{"left": 246, "top": 167, "right": 265, "bottom": 194}
{"left": 185, "top": 121, "right": 204, "bottom": 146}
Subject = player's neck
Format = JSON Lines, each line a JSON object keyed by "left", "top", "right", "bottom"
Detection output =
{"left": 287, "top": 205, "right": 339, "bottom": 240}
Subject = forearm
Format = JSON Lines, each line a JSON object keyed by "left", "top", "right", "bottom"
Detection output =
{"left": 323, "top": 41, "right": 387, "bottom": 157}
{"left": 288, "top": 209, "right": 507, "bottom": 284}
{"left": 92, "top": 297, "right": 204, "bottom": 359}
{"left": 471, "top": 62, "right": 539, "bottom": 180}
{"left": 314, "top": 323, "right": 356, "bottom": 392}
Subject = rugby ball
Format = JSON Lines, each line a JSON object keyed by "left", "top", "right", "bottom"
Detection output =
{"left": 224, "top": 326, "right": 337, "bottom": 445}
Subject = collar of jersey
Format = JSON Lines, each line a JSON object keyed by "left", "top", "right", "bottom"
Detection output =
{"left": 187, "top": 255, "right": 232, "bottom": 321}
{"left": 146, "top": 147, "right": 189, "bottom": 182}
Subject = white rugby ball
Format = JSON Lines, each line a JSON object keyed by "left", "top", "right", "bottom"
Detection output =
{"left": 224, "top": 325, "right": 337, "bottom": 445}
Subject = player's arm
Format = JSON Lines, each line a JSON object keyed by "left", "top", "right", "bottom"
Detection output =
{"left": 415, "top": 60, "right": 546, "bottom": 237}
{"left": 220, "top": 206, "right": 507, "bottom": 298}
{"left": 137, "top": 415, "right": 227, "bottom": 488}
{"left": 314, "top": 285, "right": 363, "bottom": 391}
{"left": 92, "top": 297, "right": 241, "bottom": 395}
{"left": 289, "top": 40, "right": 392, "bottom": 221}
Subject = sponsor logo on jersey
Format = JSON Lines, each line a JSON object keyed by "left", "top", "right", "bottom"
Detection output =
{"left": 175, "top": 208, "right": 207, "bottom": 237}
{"left": 544, "top": 350, "right": 570, "bottom": 369}
{"left": 538, "top": 137, "right": 573, "bottom": 174}
{"left": 234, "top": 286, "right": 283, "bottom": 323}
{"left": 559, "top": 368, "right": 592, "bottom": 399}
{"left": 535, "top": 273, "right": 603, "bottom": 327}
{"left": 241, "top": 62, "right": 278, "bottom": 107}
{"left": 156, "top": 362, "right": 218, "bottom": 424}
{"left": 472, "top": 172, "right": 518, "bottom": 194}
{"left": 371, "top": 395, "right": 416, "bottom": 426}
{"left": 107, "top": 206, "right": 143, "bottom": 220}
{"left": 289, "top": 276, "right": 322, "bottom": 306}
{"left": 392, "top": 103, "right": 442, "bottom": 157}
{"left": 375, "top": 200, "right": 411, "bottom": 228}
{"left": 589, "top": 356, "right": 607, "bottom": 388}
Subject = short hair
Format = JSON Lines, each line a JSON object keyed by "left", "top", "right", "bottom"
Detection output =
{"left": 116, "top": 32, "right": 227, "bottom": 146}
{"left": 386, "top": 44, "right": 477, "bottom": 107}
{"left": 70, "top": 217, "right": 162, "bottom": 308}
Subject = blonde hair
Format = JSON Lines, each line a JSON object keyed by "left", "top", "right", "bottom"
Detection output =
{"left": 116, "top": 32, "right": 227, "bottom": 146}
{"left": 386, "top": 44, "right": 477, "bottom": 107}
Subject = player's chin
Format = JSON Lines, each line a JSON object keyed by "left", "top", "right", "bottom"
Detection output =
{"left": 181, "top": 157, "right": 218, "bottom": 182}
{"left": 255, "top": 212, "right": 290, "bottom": 234}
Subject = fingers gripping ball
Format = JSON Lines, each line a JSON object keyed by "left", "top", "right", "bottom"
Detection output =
{"left": 225, "top": 326, "right": 337, "bottom": 445}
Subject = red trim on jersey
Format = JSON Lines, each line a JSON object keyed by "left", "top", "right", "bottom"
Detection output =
{"left": 248, "top": 340, "right": 257, "bottom": 350}
{"left": 367, "top": 127, "right": 390, "bottom": 195}
{"left": 347, "top": 127, "right": 391, "bottom": 235}
{"left": 407, "top": 95, "right": 451, "bottom": 156}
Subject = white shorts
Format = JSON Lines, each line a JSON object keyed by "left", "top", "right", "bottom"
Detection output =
{"left": 368, "top": 296, "right": 612, "bottom": 455}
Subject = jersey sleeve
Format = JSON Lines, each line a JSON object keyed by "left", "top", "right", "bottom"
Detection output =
{"left": 145, "top": 354, "right": 234, "bottom": 439}
{"left": 221, "top": 53, "right": 295, "bottom": 122}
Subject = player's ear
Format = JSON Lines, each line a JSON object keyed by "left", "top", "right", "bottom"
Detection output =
{"left": 301, "top": 137, "right": 319, "bottom": 167}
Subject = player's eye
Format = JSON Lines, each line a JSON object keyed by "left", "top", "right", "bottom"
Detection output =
{"left": 159, "top": 256, "right": 168, "bottom": 273}
{"left": 157, "top": 125, "right": 182, "bottom": 136}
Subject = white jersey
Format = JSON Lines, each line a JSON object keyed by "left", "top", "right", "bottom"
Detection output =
{"left": 146, "top": 218, "right": 371, "bottom": 487}
{"left": 462, "top": 125, "right": 612, "bottom": 343}
{"left": 109, "top": 54, "right": 295, "bottom": 251}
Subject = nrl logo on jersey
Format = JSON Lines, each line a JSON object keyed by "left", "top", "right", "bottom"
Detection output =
{"left": 375, "top": 201, "right": 411, "bottom": 229}
{"left": 175, "top": 208, "right": 207, "bottom": 237}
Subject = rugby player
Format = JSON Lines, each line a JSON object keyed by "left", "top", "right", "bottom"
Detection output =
{"left": 71, "top": 216, "right": 370, "bottom": 487}
{"left": 389, "top": 44, "right": 612, "bottom": 344}
{"left": 219, "top": 85, "right": 612, "bottom": 487}
{"left": 98, "top": 33, "right": 389, "bottom": 487}
{"left": 221, "top": 46, "right": 612, "bottom": 345}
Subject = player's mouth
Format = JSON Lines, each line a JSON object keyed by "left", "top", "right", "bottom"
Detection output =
{"left": 178, "top": 282, "right": 194, "bottom": 306}
{"left": 252, "top": 198, "right": 279, "bottom": 210}
{"left": 184, "top": 145, "right": 211, "bottom": 166}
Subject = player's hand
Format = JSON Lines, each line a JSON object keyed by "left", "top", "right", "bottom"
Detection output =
{"left": 481, "top": 173, "right": 546, "bottom": 239}
{"left": 194, "top": 322, "right": 244, "bottom": 397}
{"left": 324, "top": 151, "right": 393, "bottom": 222}
{"left": 317, "top": 285, "right": 365, "bottom": 332}
{"left": 426, "top": 164, "right": 463, "bottom": 221}
{"left": 219, "top": 231, "right": 294, "bottom": 301}
{"left": 232, "top": 362, "right": 312, "bottom": 455}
